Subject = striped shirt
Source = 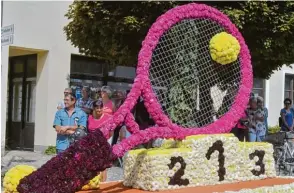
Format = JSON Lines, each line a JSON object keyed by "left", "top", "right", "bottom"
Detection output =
{"left": 75, "top": 97, "right": 93, "bottom": 110}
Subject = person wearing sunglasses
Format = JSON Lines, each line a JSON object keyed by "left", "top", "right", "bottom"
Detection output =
{"left": 53, "top": 93, "right": 87, "bottom": 154}
{"left": 280, "top": 98, "right": 294, "bottom": 131}
{"left": 57, "top": 88, "right": 72, "bottom": 110}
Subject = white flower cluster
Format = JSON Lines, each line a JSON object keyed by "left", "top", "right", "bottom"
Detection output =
{"left": 219, "top": 182, "right": 294, "bottom": 193}
{"left": 123, "top": 134, "right": 277, "bottom": 191}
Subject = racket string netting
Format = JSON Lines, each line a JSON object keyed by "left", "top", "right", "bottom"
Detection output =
{"left": 149, "top": 19, "right": 241, "bottom": 128}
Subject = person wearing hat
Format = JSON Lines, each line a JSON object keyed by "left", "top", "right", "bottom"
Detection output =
{"left": 75, "top": 86, "right": 93, "bottom": 114}
{"left": 101, "top": 86, "right": 115, "bottom": 115}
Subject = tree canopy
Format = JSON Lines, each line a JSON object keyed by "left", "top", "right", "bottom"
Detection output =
{"left": 64, "top": 1, "right": 294, "bottom": 79}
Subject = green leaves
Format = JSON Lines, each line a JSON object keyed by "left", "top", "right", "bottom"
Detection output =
{"left": 64, "top": 1, "right": 294, "bottom": 79}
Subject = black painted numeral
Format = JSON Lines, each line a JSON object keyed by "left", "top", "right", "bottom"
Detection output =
{"left": 205, "top": 140, "right": 226, "bottom": 181}
{"left": 168, "top": 156, "right": 189, "bottom": 186}
{"left": 249, "top": 150, "right": 265, "bottom": 176}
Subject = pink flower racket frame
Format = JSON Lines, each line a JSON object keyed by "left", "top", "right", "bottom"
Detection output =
{"left": 101, "top": 3, "right": 253, "bottom": 157}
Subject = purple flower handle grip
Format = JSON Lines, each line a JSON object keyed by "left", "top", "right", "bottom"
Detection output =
{"left": 17, "top": 129, "right": 116, "bottom": 193}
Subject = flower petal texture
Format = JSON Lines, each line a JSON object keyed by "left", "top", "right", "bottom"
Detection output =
{"left": 123, "top": 134, "right": 276, "bottom": 191}
{"left": 3, "top": 165, "right": 36, "bottom": 193}
{"left": 17, "top": 129, "right": 116, "bottom": 193}
{"left": 209, "top": 32, "right": 241, "bottom": 65}
{"left": 81, "top": 174, "right": 101, "bottom": 191}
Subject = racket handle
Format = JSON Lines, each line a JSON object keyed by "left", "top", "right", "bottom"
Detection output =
{"left": 17, "top": 130, "right": 117, "bottom": 193}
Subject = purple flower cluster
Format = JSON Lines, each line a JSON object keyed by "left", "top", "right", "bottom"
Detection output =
{"left": 17, "top": 129, "right": 116, "bottom": 193}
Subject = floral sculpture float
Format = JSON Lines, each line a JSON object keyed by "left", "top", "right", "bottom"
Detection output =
{"left": 3, "top": 165, "right": 36, "bottom": 193}
{"left": 16, "top": 3, "right": 266, "bottom": 193}
{"left": 4, "top": 165, "right": 100, "bottom": 193}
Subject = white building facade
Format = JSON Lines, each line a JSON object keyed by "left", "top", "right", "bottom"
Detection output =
{"left": 1, "top": 1, "right": 294, "bottom": 153}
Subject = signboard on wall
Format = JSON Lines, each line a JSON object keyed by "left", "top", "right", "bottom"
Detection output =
{"left": 1, "top": 34, "right": 13, "bottom": 46}
{"left": 2, "top": 24, "right": 14, "bottom": 36}
{"left": 1, "top": 24, "right": 14, "bottom": 46}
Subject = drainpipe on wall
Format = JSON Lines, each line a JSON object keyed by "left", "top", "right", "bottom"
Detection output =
{"left": 1, "top": 0, "right": 3, "bottom": 27}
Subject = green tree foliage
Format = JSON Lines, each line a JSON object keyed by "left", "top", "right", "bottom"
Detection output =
{"left": 64, "top": 1, "right": 294, "bottom": 79}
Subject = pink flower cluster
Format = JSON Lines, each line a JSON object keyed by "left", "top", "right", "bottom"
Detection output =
{"left": 113, "top": 3, "right": 252, "bottom": 156}
{"left": 17, "top": 3, "right": 252, "bottom": 192}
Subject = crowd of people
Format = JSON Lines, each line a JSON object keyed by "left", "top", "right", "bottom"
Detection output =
{"left": 52, "top": 86, "right": 294, "bottom": 180}
{"left": 232, "top": 94, "right": 294, "bottom": 142}
{"left": 53, "top": 85, "right": 156, "bottom": 181}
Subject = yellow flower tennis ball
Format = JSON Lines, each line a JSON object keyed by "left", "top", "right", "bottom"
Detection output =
{"left": 81, "top": 174, "right": 101, "bottom": 190}
{"left": 3, "top": 165, "right": 36, "bottom": 193}
{"left": 209, "top": 32, "right": 241, "bottom": 65}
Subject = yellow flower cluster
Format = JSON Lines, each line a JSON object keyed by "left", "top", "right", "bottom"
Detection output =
{"left": 209, "top": 32, "right": 241, "bottom": 65}
{"left": 81, "top": 174, "right": 101, "bottom": 190}
{"left": 3, "top": 165, "right": 36, "bottom": 193}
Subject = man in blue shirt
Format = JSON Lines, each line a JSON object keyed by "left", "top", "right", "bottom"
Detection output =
{"left": 53, "top": 93, "right": 88, "bottom": 154}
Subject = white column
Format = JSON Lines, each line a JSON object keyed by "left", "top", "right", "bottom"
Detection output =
{"left": 1, "top": 46, "right": 9, "bottom": 155}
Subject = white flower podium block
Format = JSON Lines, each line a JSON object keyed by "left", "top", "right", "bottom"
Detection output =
{"left": 123, "top": 134, "right": 276, "bottom": 191}
{"left": 221, "top": 182, "right": 294, "bottom": 193}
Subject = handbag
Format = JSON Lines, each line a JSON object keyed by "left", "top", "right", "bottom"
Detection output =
{"left": 69, "top": 127, "right": 88, "bottom": 144}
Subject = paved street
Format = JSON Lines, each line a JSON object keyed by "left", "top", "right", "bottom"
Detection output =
{"left": 1, "top": 150, "right": 124, "bottom": 186}
{"left": 1, "top": 150, "right": 293, "bottom": 190}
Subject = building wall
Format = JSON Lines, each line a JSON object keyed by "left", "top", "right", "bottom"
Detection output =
{"left": 2, "top": 1, "right": 78, "bottom": 151}
{"left": 1, "top": 46, "right": 9, "bottom": 154}
{"left": 267, "top": 64, "right": 294, "bottom": 127}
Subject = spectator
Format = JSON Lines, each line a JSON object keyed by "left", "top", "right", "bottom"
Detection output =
{"left": 234, "top": 111, "right": 249, "bottom": 141}
{"left": 76, "top": 86, "right": 93, "bottom": 114}
{"left": 88, "top": 100, "right": 112, "bottom": 135}
{"left": 112, "top": 90, "right": 125, "bottom": 110}
{"left": 87, "top": 100, "right": 112, "bottom": 182}
{"left": 57, "top": 88, "right": 72, "bottom": 110}
{"left": 246, "top": 97, "right": 266, "bottom": 142}
{"left": 257, "top": 96, "right": 269, "bottom": 135}
{"left": 280, "top": 98, "right": 294, "bottom": 131}
{"left": 53, "top": 93, "right": 87, "bottom": 154}
{"left": 134, "top": 97, "right": 155, "bottom": 130}
{"left": 96, "top": 90, "right": 102, "bottom": 100}
{"left": 101, "top": 86, "right": 114, "bottom": 115}
{"left": 111, "top": 90, "right": 126, "bottom": 146}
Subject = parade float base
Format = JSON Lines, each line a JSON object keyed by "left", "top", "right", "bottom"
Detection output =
{"left": 77, "top": 178, "right": 294, "bottom": 193}
{"left": 78, "top": 134, "right": 294, "bottom": 193}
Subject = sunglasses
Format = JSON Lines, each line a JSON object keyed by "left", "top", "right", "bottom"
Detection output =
{"left": 285, "top": 102, "right": 291, "bottom": 105}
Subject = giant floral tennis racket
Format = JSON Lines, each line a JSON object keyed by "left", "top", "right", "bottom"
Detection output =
{"left": 18, "top": 3, "right": 252, "bottom": 193}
